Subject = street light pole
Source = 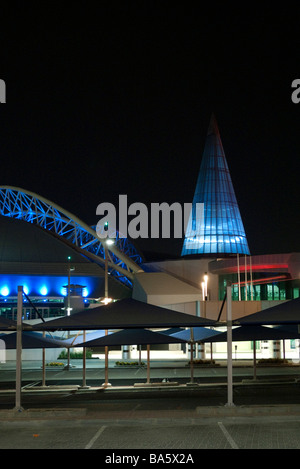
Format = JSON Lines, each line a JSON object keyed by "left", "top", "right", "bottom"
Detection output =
{"left": 226, "top": 282, "right": 234, "bottom": 407}
{"left": 66, "top": 256, "right": 71, "bottom": 370}
{"left": 14, "top": 285, "right": 23, "bottom": 412}
{"left": 103, "top": 238, "right": 114, "bottom": 387}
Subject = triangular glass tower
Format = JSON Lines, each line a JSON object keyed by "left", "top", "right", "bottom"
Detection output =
{"left": 181, "top": 114, "right": 250, "bottom": 256}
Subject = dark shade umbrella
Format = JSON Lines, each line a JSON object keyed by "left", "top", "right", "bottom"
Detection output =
{"left": 171, "top": 327, "right": 222, "bottom": 342}
{"left": 75, "top": 328, "right": 186, "bottom": 386}
{"left": 33, "top": 298, "right": 216, "bottom": 331}
{"left": 0, "top": 317, "right": 17, "bottom": 330}
{"left": 234, "top": 298, "right": 300, "bottom": 326}
{"left": 0, "top": 331, "right": 67, "bottom": 349}
{"left": 201, "top": 325, "right": 300, "bottom": 343}
{"left": 61, "top": 330, "right": 111, "bottom": 346}
{"left": 75, "top": 328, "right": 186, "bottom": 347}
{"left": 201, "top": 324, "right": 300, "bottom": 380}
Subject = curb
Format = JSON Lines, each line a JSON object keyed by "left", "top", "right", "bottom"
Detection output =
{"left": 0, "top": 407, "right": 87, "bottom": 420}
{"left": 195, "top": 404, "right": 300, "bottom": 417}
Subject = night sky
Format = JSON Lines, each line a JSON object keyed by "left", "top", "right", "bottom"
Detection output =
{"left": 0, "top": 3, "right": 299, "bottom": 260}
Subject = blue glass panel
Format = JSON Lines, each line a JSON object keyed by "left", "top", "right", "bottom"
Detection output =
{"left": 182, "top": 114, "right": 250, "bottom": 256}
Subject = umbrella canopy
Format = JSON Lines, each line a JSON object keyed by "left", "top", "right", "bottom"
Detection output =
{"left": 171, "top": 327, "right": 222, "bottom": 342}
{"left": 0, "top": 331, "right": 67, "bottom": 349}
{"left": 33, "top": 298, "right": 216, "bottom": 331}
{"left": 0, "top": 317, "right": 17, "bottom": 330}
{"left": 235, "top": 297, "right": 300, "bottom": 326}
{"left": 74, "top": 328, "right": 187, "bottom": 347}
{"left": 201, "top": 325, "right": 300, "bottom": 343}
{"left": 62, "top": 330, "right": 112, "bottom": 346}
{"left": 274, "top": 324, "right": 300, "bottom": 336}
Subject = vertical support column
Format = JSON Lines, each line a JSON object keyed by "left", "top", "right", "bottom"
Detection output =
{"left": 273, "top": 340, "right": 281, "bottom": 359}
{"left": 237, "top": 253, "right": 241, "bottom": 301}
{"left": 146, "top": 344, "right": 150, "bottom": 384}
{"left": 189, "top": 328, "right": 194, "bottom": 384}
{"left": 253, "top": 340, "right": 257, "bottom": 380}
{"left": 196, "top": 301, "right": 204, "bottom": 358}
{"left": 42, "top": 331, "right": 46, "bottom": 387}
{"left": 82, "top": 330, "right": 88, "bottom": 388}
{"left": 244, "top": 256, "right": 248, "bottom": 301}
{"left": 103, "top": 243, "right": 110, "bottom": 386}
{"left": 122, "top": 345, "right": 130, "bottom": 360}
{"left": 226, "top": 283, "right": 234, "bottom": 407}
{"left": 14, "top": 286, "right": 23, "bottom": 412}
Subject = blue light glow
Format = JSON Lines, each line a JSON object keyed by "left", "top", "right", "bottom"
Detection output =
{"left": 182, "top": 114, "right": 250, "bottom": 256}
{"left": 39, "top": 286, "right": 48, "bottom": 296}
{"left": 0, "top": 286, "right": 10, "bottom": 297}
{"left": 0, "top": 274, "right": 96, "bottom": 299}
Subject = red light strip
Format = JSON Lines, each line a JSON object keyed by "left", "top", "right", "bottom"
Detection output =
{"left": 233, "top": 275, "right": 287, "bottom": 286}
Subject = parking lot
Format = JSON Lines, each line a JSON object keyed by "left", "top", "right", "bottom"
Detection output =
{"left": 1, "top": 360, "right": 300, "bottom": 450}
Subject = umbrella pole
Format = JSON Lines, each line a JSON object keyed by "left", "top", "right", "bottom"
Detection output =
{"left": 42, "top": 348, "right": 46, "bottom": 386}
{"left": 14, "top": 285, "right": 23, "bottom": 412}
{"left": 42, "top": 331, "right": 46, "bottom": 387}
{"left": 82, "top": 330, "right": 87, "bottom": 388}
{"left": 253, "top": 340, "right": 257, "bottom": 380}
{"left": 189, "top": 327, "right": 194, "bottom": 384}
{"left": 146, "top": 344, "right": 150, "bottom": 384}
{"left": 226, "top": 284, "right": 234, "bottom": 407}
{"left": 104, "top": 345, "right": 109, "bottom": 387}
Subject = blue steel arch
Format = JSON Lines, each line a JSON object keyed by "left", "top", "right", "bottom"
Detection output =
{"left": 0, "top": 186, "right": 144, "bottom": 288}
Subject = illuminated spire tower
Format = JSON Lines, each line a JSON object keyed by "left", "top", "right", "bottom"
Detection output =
{"left": 181, "top": 114, "right": 250, "bottom": 256}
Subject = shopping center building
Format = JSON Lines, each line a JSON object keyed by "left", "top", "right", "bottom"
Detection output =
{"left": 0, "top": 114, "right": 299, "bottom": 361}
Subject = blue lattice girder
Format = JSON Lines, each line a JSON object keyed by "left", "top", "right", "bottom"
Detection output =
{"left": 0, "top": 186, "right": 144, "bottom": 288}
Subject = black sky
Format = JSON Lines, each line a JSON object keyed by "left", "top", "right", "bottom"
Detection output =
{"left": 0, "top": 3, "right": 299, "bottom": 259}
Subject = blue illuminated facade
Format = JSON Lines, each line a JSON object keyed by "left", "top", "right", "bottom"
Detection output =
{"left": 182, "top": 114, "right": 250, "bottom": 256}
{"left": 0, "top": 274, "right": 96, "bottom": 299}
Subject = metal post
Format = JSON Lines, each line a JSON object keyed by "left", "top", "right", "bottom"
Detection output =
{"left": 146, "top": 344, "right": 150, "bottom": 384}
{"left": 103, "top": 243, "right": 110, "bottom": 387}
{"left": 250, "top": 256, "right": 253, "bottom": 301}
{"left": 189, "top": 327, "right": 194, "bottom": 384}
{"left": 82, "top": 330, "right": 87, "bottom": 388}
{"left": 42, "top": 331, "right": 46, "bottom": 387}
{"left": 14, "top": 286, "right": 23, "bottom": 412}
{"left": 66, "top": 256, "right": 71, "bottom": 370}
{"left": 253, "top": 340, "right": 257, "bottom": 380}
{"left": 245, "top": 256, "right": 248, "bottom": 301}
{"left": 226, "top": 283, "right": 234, "bottom": 407}
{"left": 104, "top": 244, "right": 108, "bottom": 299}
{"left": 237, "top": 253, "right": 241, "bottom": 301}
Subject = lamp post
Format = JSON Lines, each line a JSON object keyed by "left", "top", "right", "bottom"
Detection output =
{"left": 103, "top": 237, "right": 114, "bottom": 387}
{"left": 204, "top": 273, "right": 208, "bottom": 301}
{"left": 199, "top": 273, "right": 208, "bottom": 359}
{"left": 65, "top": 256, "right": 74, "bottom": 370}
{"left": 14, "top": 285, "right": 23, "bottom": 412}
{"left": 226, "top": 282, "right": 234, "bottom": 407}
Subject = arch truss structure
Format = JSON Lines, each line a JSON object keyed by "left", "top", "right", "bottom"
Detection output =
{"left": 0, "top": 186, "right": 144, "bottom": 288}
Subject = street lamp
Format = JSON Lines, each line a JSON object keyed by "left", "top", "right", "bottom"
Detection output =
{"left": 104, "top": 238, "right": 114, "bottom": 301}
{"left": 102, "top": 237, "right": 114, "bottom": 387}
{"left": 66, "top": 256, "right": 74, "bottom": 370}
{"left": 202, "top": 273, "right": 208, "bottom": 301}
